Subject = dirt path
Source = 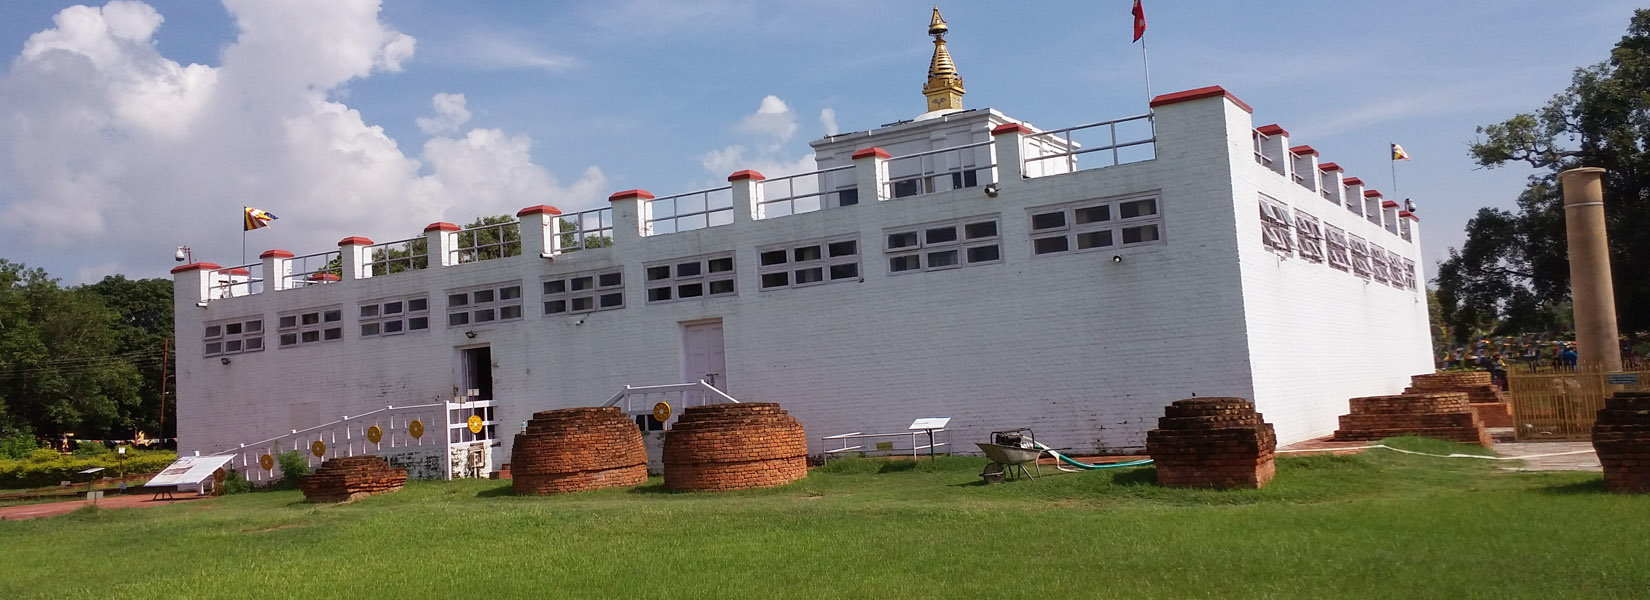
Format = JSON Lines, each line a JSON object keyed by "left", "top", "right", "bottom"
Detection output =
{"left": 0, "top": 493, "right": 206, "bottom": 521}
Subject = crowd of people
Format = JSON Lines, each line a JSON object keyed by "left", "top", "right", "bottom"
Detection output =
{"left": 1435, "top": 333, "right": 1649, "bottom": 390}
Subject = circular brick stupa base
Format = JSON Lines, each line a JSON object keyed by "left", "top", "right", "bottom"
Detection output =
{"left": 298, "top": 456, "right": 408, "bottom": 503}
{"left": 1333, "top": 392, "right": 1492, "bottom": 446}
{"left": 1593, "top": 391, "right": 1650, "bottom": 493}
{"left": 511, "top": 407, "right": 648, "bottom": 495}
{"left": 1145, "top": 398, "right": 1277, "bottom": 489}
{"left": 663, "top": 403, "right": 807, "bottom": 491}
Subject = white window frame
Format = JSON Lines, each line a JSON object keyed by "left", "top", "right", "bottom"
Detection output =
{"left": 1324, "top": 225, "right": 1352, "bottom": 272}
{"left": 758, "top": 235, "right": 861, "bottom": 290}
{"left": 1347, "top": 235, "right": 1373, "bottom": 279}
{"left": 204, "top": 317, "right": 264, "bottom": 357}
{"left": 885, "top": 215, "right": 1002, "bottom": 274}
{"left": 446, "top": 282, "right": 524, "bottom": 328}
{"left": 1293, "top": 211, "right": 1325, "bottom": 263}
{"left": 644, "top": 253, "right": 736, "bottom": 304}
{"left": 1369, "top": 243, "right": 1392, "bottom": 284}
{"left": 360, "top": 295, "right": 430, "bottom": 338}
{"left": 1028, "top": 194, "right": 1163, "bottom": 257}
{"left": 544, "top": 268, "right": 625, "bottom": 315}
{"left": 278, "top": 306, "right": 344, "bottom": 348}
{"left": 1258, "top": 196, "right": 1294, "bottom": 256}
{"left": 1400, "top": 257, "right": 1417, "bottom": 290}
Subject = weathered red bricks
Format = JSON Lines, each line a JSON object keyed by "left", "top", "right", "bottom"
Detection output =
{"left": 663, "top": 403, "right": 807, "bottom": 491}
{"left": 298, "top": 455, "right": 407, "bottom": 503}
{"left": 1145, "top": 397, "right": 1276, "bottom": 489}
{"left": 511, "top": 406, "right": 648, "bottom": 495}
{"left": 1407, "top": 372, "right": 1512, "bottom": 427}
{"left": 1333, "top": 391, "right": 1492, "bottom": 446}
{"left": 1593, "top": 391, "right": 1650, "bottom": 493}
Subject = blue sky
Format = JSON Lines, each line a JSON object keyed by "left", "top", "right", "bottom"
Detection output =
{"left": 0, "top": 0, "right": 1641, "bottom": 284}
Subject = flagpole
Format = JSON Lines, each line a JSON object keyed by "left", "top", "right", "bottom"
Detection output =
{"left": 1141, "top": 36, "right": 1154, "bottom": 108}
{"left": 1389, "top": 143, "right": 1399, "bottom": 197}
{"left": 242, "top": 207, "right": 247, "bottom": 266}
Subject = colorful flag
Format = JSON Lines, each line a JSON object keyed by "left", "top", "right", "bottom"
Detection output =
{"left": 1132, "top": 0, "right": 1147, "bottom": 42}
{"left": 1391, "top": 143, "right": 1410, "bottom": 161}
{"left": 244, "top": 206, "right": 278, "bottom": 231}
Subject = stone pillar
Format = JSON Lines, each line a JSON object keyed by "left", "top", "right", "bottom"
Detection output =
{"left": 1560, "top": 167, "right": 1621, "bottom": 371}
{"left": 425, "top": 222, "right": 459, "bottom": 267}
{"left": 338, "top": 237, "right": 374, "bottom": 281}
{"left": 851, "top": 148, "right": 890, "bottom": 203}
{"left": 728, "top": 170, "right": 766, "bottom": 223}
{"left": 1254, "top": 124, "right": 1289, "bottom": 177}
{"left": 260, "top": 250, "right": 293, "bottom": 292}
{"left": 516, "top": 205, "right": 562, "bottom": 258}
{"left": 609, "top": 189, "right": 655, "bottom": 246}
{"left": 990, "top": 124, "right": 1029, "bottom": 184}
{"left": 170, "top": 262, "right": 223, "bottom": 306}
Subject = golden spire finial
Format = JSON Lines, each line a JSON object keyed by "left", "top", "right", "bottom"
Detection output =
{"left": 922, "top": 7, "right": 964, "bottom": 113}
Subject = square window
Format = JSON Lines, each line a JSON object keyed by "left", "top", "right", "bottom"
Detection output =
{"left": 301, "top": 312, "right": 320, "bottom": 326}
{"left": 279, "top": 315, "right": 297, "bottom": 329}
{"left": 828, "top": 240, "right": 857, "bottom": 257}
{"left": 571, "top": 297, "right": 594, "bottom": 311}
{"left": 964, "top": 221, "right": 997, "bottom": 239}
{"left": 599, "top": 292, "right": 623, "bottom": 308}
{"left": 678, "top": 283, "right": 704, "bottom": 298}
{"left": 646, "top": 266, "right": 672, "bottom": 281}
{"left": 927, "top": 250, "right": 959, "bottom": 269}
{"left": 925, "top": 227, "right": 958, "bottom": 244}
{"left": 500, "top": 305, "right": 522, "bottom": 320}
{"left": 323, "top": 310, "right": 341, "bottom": 323}
{"left": 323, "top": 328, "right": 342, "bottom": 341}
{"left": 225, "top": 323, "right": 242, "bottom": 335}
{"left": 226, "top": 340, "right": 242, "bottom": 352}
{"left": 448, "top": 293, "right": 469, "bottom": 307}
{"left": 830, "top": 263, "right": 858, "bottom": 280}
{"left": 1122, "top": 224, "right": 1160, "bottom": 244}
{"left": 385, "top": 301, "right": 405, "bottom": 315}
{"left": 676, "top": 262, "right": 702, "bottom": 277}
{"left": 301, "top": 331, "right": 320, "bottom": 344}
{"left": 966, "top": 245, "right": 1001, "bottom": 263}
{"left": 245, "top": 320, "right": 262, "bottom": 332}
{"left": 205, "top": 342, "right": 222, "bottom": 355}
{"left": 648, "top": 287, "right": 672, "bottom": 302}
{"left": 760, "top": 250, "right": 788, "bottom": 266}
{"left": 408, "top": 298, "right": 428, "bottom": 312}
{"left": 280, "top": 333, "right": 299, "bottom": 346}
{"left": 570, "top": 277, "right": 593, "bottom": 291}
{"left": 449, "top": 313, "right": 469, "bottom": 327}
{"left": 794, "top": 246, "right": 822, "bottom": 262}
{"left": 1076, "top": 230, "right": 1114, "bottom": 249}
{"left": 892, "top": 179, "right": 920, "bottom": 198}
{"left": 500, "top": 286, "right": 521, "bottom": 300}
{"left": 795, "top": 267, "right": 824, "bottom": 284}
{"left": 761, "top": 272, "right": 789, "bottom": 288}
{"left": 1075, "top": 205, "right": 1111, "bottom": 224}
{"left": 598, "top": 272, "right": 622, "bottom": 288}
{"left": 246, "top": 337, "right": 262, "bottom": 350}
{"left": 361, "top": 323, "right": 380, "bottom": 336}
{"left": 708, "top": 257, "right": 734, "bottom": 273}
{"left": 887, "top": 232, "right": 919, "bottom": 249}
{"left": 1031, "top": 212, "right": 1067, "bottom": 230}
{"left": 889, "top": 255, "right": 921, "bottom": 272}
{"left": 544, "top": 280, "right": 566, "bottom": 294}
{"left": 385, "top": 320, "right": 404, "bottom": 334}
{"left": 837, "top": 188, "right": 859, "bottom": 206}
{"left": 546, "top": 300, "right": 567, "bottom": 314}
{"left": 205, "top": 325, "right": 222, "bottom": 338}
{"left": 475, "top": 309, "right": 496, "bottom": 322}
{"left": 1033, "top": 236, "right": 1070, "bottom": 255}
{"left": 408, "top": 317, "right": 428, "bottom": 330}
{"left": 473, "top": 289, "right": 495, "bottom": 304}
{"left": 360, "top": 306, "right": 379, "bottom": 318}
{"left": 709, "top": 279, "right": 735, "bottom": 295}
{"left": 1119, "top": 199, "right": 1157, "bottom": 219}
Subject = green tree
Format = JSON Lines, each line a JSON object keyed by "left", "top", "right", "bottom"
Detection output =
{"left": 1438, "top": 9, "right": 1650, "bottom": 338}
{"left": 458, "top": 215, "right": 521, "bottom": 262}
{"left": 82, "top": 276, "right": 174, "bottom": 438}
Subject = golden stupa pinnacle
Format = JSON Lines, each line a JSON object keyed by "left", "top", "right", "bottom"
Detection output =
{"left": 922, "top": 7, "right": 964, "bottom": 112}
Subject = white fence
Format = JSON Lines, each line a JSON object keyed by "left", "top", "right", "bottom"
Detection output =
{"left": 210, "top": 403, "right": 446, "bottom": 483}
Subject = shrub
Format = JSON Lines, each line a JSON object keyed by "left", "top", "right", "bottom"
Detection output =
{"left": 220, "top": 468, "right": 252, "bottom": 495}
{"left": 0, "top": 431, "right": 37, "bottom": 460}
{"left": 72, "top": 442, "right": 109, "bottom": 457}
{"left": 273, "top": 450, "right": 311, "bottom": 490}
{"left": 0, "top": 449, "right": 177, "bottom": 490}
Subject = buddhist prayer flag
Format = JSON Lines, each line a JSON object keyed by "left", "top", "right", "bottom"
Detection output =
{"left": 1391, "top": 143, "right": 1410, "bottom": 161}
{"left": 244, "top": 206, "right": 278, "bottom": 231}
{"left": 1132, "top": 0, "right": 1146, "bottom": 42}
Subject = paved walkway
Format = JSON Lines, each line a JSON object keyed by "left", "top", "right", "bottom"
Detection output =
{"left": 0, "top": 493, "right": 205, "bottom": 521}
{"left": 1490, "top": 441, "right": 1601, "bottom": 472}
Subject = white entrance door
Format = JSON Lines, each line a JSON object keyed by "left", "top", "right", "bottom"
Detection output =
{"left": 682, "top": 321, "right": 727, "bottom": 395}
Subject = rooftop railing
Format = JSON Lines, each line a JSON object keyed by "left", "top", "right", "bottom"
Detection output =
{"left": 558, "top": 207, "right": 614, "bottom": 253}
{"left": 760, "top": 165, "right": 854, "bottom": 217}
{"left": 882, "top": 142, "right": 994, "bottom": 199}
{"left": 454, "top": 221, "right": 521, "bottom": 264}
{"left": 283, "top": 250, "right": 341, "bottom": 288}
{"left": 209, "top": 263, "right": 262, "bottom": 298}
{"left": 646, "top": 186, "right": 733, "bottom": 234}
{"left": 365, "top": 236, "right": 429, "bottom": 277}
{"left": 1024, "top": 113, "right": 1155, "bottom": 177}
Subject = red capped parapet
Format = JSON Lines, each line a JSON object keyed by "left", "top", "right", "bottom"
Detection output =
{"left": 1341, "top": 177, "right": 1364, "bottom": 186}
{"left": 1255, "top": 124, "right": 1288, "bottom": 137}
{"left": 1289, "top": 145, "right": 1318, "bottom": 156}
{"left": 338, "top": 236, "right": 374, "bottom": 247}
{"left": 1363, "top": 190, "right": 1383, "bottom": 198}
{"left": 1318, "top": 162, "right": 1342, "bottom": 172}
{"left": 1149, "top": 86, "right": 1253, "bottom": 114}
{"left": 609, "top": 189, "right": 655, "bottom": 202}
{"left": 424, "top": 222, "right": 459, "bottom": 233}
{"left": 259, "top": 249, "right": 294, "bottom": 259}
{"left": 851, "top": 147, "right": 890, "bottom": 160}
{"left": 516, "top": 205, "right": 562, "bottom": 217}
{"left": 1399, "top": 210, "right": 1419, "bottom": 221}
{"left": 1382, "top": 200, "right": 1399, "bottom": 209}
{"left": 727, "top": 170, "right": 766, "bottom": 182}
{"left": 170, "top": 262, "right": 222, "bottom": 275}
{"left": 990, "top": 122, "right": 1032, "bottom": 136}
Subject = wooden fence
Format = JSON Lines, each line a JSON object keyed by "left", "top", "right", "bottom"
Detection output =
{"left": 1507, "top": 365, "right": 1649, "bottom": 440}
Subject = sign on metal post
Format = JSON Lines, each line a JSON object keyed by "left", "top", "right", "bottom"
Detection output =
{"left": 1608, "top": 373, "right": 1641, "bottom": 385}
{"left": 908, "top": 417, "right": 952, "bottom": 460}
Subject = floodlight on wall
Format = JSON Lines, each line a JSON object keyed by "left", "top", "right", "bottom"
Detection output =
{"left": 220, "top": 357, "right": 232, "bottom": 365}
{"left": 1112, "top": 255, "right": 1124, "bottom": 264}
{"left": 196, "top": 300, "right": 210, "bottom": 308}
{"left": 983, "top": 183, "right": 999, "bottom": 198}
{"left": 465, "top": 330, "right": 477, "bottom": 339}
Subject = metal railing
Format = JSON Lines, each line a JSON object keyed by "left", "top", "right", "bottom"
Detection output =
{"left": 647, "top": 186, "right": 734, "bottom": 235}
{"left": 208, "top": 403, "right": 446, "bottom": 482}
{"left": 760, "top": 165, "right": 854, "bottom": 217}
{"left": 365, "top": 236, "right": 429, "bottom": 276}
{"left": 1509, "top": 365, "right": 1649, "bottom": 440}
{"left": 557, "top": 207, "right": 614, "bottom": 253}
{"left": 208, "top": 263, "right": 262, "bottom": 298}
{"left": 283, "top": 250, "right": 341, "bottom": 288}
{"left": 819, "top": 429, "right": 951, "bottom": 463}
{"left": 602, "top": 381, "right": 739, "bottom": 425}
{"left": 1024, "top": 113, "right": 1155, "bottom": 177}
{"left": 882, "top": 142, "right": 995, "bottom": 199}
{"left": 455, "top": 221, "right": 521, "bottom": 263}
{"left": 1253, "top": 130, "right": 1272, "bottom": 167}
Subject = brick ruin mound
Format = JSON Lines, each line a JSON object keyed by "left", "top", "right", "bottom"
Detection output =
{"left": 1145, "top": 397, "right": 1277, "bottom": 489}
{"left": 511, "top": 406, "right": 648, "bottom": 495}
{"left": 663, "top": 403, "right": 807, "bottom": 492}
{"left": 298, "top": 455, "right": 408, "bottom": 503}
{"left": 1407, "top": 372, "right": 1511, "bottom": 427}
{"left": 1333, "top": 391, "right": 1492, "bottom": 446}
{"left": 1593, "top": 391, "right": 1650, "bottom": 493}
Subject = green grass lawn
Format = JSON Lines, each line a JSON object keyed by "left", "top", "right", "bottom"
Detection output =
{"left": 1, "top": 437, "right": 1645, "bottom": 599}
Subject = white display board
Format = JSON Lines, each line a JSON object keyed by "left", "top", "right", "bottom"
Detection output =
{"left": 908, "top": 417, "right": 951, "bottom": 430}
{"left": 144, "top": 455, "right": 234, "bottom": 487}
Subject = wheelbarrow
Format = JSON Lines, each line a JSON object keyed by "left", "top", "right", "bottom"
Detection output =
{"left": 976, "top": 428, "right": 1043, "bottom": 483}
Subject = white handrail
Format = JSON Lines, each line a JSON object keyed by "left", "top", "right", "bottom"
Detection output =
{"left": 602, "top": 380, "right": 739, "bottom": 407}
{"left": 208, "top": 402, "right": 445, "bottom": 456}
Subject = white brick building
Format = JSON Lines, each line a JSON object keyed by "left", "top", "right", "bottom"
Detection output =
{"left": 170, "top": 80, "right": 1431, "bottom": 479}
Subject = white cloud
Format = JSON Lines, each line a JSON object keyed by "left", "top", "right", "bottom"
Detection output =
{"left": 737, "top": 95, "right": 797, "bottom": 152}
{"left": 699, "top": 145, "right": 815, "bottom": 180}
{"left": 0, "top": 1, "right": 602, "bottom": 276}
{"left": 698, "top": 94, "right": 827, "bottom": 180}
{"left": 453, "top": 35, "right": 577, "bottom": 72}
{"left": 416, "top": 92, "right": 472, "bottom": 135}
{"left": 819, "top": 108, "right": 839, "bottom": 136}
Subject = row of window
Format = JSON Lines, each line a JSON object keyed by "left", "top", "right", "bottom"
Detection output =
{"left": 1259, "top": 196, "right": 1417, "bottom": 291}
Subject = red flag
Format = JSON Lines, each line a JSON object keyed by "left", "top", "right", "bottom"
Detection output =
{"left": 1132, "top": 0, "right": 1146, "bottom": 42}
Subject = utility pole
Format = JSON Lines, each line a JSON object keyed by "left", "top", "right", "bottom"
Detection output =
{"left": 159, "top": 338, "right": 169, "bottom": 441}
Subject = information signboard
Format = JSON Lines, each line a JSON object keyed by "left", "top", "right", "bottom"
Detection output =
{"left": 144, "top": 455, "right": 234, "bottom": 488}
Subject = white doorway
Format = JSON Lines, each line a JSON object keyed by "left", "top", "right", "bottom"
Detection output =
{"left": 681, "top": 320, "right": 727, "bottom": 393}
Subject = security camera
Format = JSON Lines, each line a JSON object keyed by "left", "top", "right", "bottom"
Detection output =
{"left": 174, "top": 246, "right": 188, "bottom": 262}
{"left": 983, "top": 183, "right": 999, "bottom": 198}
